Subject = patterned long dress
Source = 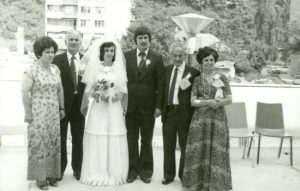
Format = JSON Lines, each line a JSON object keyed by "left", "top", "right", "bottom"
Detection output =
{"left": 182, "top": 74, "right": 232, "bottom": 191}
{"left": 24, "top": 63, "right": 61, "bottom": 180}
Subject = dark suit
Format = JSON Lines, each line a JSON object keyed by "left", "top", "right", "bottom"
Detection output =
{"left": 161, "top": 64, "right": 200, "bottom": 180}
{"left": 52, "top": 52, "right": 85, "bottom": 175}
{"left": 125, "top": 48, "right": 164, "bottom": 178}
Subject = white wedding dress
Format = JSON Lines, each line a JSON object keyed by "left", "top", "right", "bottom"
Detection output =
{"left": 80, "top": 65, "right": 128, "bottom": 186}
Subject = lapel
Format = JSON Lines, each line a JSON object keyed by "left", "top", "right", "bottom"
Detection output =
{"left": 60, "top": 52, "right": 73, "bottom": 83}
{"left": 60, "top": 52, "right": 83, "bottom": 84}
{"left": 131, "top": 49, "right": 139, "bottom": 79}
{"left": 166, "top": 65, "right": 173, "bottom": 96}
{"left": 138, "top": 49, "right": 152, "bottom": 80}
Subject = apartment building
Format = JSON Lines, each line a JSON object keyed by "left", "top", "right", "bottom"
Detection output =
{"left": 45, "top": 0, "right": 132, "bottom": 49}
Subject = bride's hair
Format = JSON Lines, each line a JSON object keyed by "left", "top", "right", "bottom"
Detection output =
{"left": 99, "top": 41, "right": 116, "bottom": 62}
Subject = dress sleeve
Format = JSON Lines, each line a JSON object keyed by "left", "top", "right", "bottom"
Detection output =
{"left": 191, "top": 76, "right": 200, "bottom": 98}
{"left": 116, "top": 80, "right": 128, "bottom": 94}
{"left": 23, "top": 64, "right": 35, "bottom": 79}
{"left": 221, "top": 74, "right": 232, "bottom": 96}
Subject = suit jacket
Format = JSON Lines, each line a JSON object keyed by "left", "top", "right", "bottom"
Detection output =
{"left": 52, "top": 52, "right": 85, "bottom": 115}
{"left": 125, "top": 48, "right": 164, "bottom": 114}
{"left": 161, "top": 64, "right": 200, "bottom": 123}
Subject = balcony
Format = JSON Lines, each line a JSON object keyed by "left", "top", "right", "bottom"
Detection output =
{"left": 46, "top": 25, "right": 75, "bottom": 32}
{"left": 46, "top": 11, "right": 77, "bottom": 19}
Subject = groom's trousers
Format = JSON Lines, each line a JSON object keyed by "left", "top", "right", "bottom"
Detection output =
{"left": 126, "top": 110, "right": 155, "bottom": 179}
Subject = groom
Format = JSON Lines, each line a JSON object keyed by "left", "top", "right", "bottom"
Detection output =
{"left": 125, "top": 26, "right": 164, "bottom": 183}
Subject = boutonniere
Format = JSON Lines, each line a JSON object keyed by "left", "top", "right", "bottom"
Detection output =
{"left": 179, "top": 72, "right": 192, "bottom": 90}
{"left": 212, "top": 73, "right": 225, "bottom": 100}
{"left": 145, "top": 59, "right": 151, "bottom": 68}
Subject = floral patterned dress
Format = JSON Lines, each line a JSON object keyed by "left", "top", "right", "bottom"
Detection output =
{"left": 182, "top": 74, "right": 232, "bottom": 191}
{"left": 24, "top": 63, "right": 61, "bottom": 180}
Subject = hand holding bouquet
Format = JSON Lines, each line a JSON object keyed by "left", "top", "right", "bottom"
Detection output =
{"left": 91, "top": 79, "right": 114, "bottom": 102}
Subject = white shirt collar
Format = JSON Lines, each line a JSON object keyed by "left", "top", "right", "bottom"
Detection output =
{"left": 173, "top": 62, "right": 185, "bottom": 73}
{"left": 67, "top": 51, "right": 80, "bottom": 63}
{"left": 137, "top": 48, "right": 149, "bottom": 57}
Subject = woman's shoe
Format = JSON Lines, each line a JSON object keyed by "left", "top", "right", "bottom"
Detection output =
{"left": 36, "top": 180, "right": 49, "bottom": 190}
{"left": 46, "top": 178, "right": 58, "bottom": 187}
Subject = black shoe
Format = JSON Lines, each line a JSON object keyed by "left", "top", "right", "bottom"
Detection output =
{"left": 73, "top": 171, "right": 81, "bottom": 180}
{"left": 126, "top": 173, "right": 138, "bottom": 183}
{"left": 140, "top": 176, "right": 151, "bottom": 184}
{"left": 162, "top": 178, "right": 174, "bottom": 185}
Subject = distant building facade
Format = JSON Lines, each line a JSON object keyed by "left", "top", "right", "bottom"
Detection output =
{"left": 45, "top": 0, "right": 132, "bottom": 49}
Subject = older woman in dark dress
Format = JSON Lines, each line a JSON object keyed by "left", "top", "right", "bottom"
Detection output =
{"left": 182, "top": 47, "right": 232, "bottom": 191}
{"left": 21, "top": 36, "right": 65, "bottom": 190}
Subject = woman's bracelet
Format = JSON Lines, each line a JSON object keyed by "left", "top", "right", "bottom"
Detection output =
{"left": 59, "top": 108, "right": 64, "bottom": 111}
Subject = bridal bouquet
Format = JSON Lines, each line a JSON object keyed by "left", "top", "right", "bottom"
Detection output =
{"left": 91, "top": 79, "right": 114, "bottom": 102}
{"left": 212, "top": 73, "right": 224, "bottom": 100}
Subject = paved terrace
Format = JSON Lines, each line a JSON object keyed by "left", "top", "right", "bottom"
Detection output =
{"left": 1, "top": 58, "right": 300, "bottom": 191}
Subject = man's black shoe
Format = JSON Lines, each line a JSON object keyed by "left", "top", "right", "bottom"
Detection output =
{"left": 162, "top": 178, "right": 174, "bottom": 185}
{"left": 126, "top": 173, "right": 138, "bottom": 183}
{"left": 140, "top": 176, "right": 151, "bottom": 184}
{"left": 73, "top": 171, "right": 81, "bottom": 180}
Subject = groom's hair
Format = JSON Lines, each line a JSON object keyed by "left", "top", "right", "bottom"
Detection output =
{"left": 99, "top": 42, "right": 116, "bottom": 62}
{"left": 133, "top": 26, "right": 152, "bottom": 43}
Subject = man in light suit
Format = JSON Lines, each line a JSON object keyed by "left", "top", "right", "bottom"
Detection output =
{"left": 52, "top": 30, "right": 85, "bottom": 181}
{"left": 125, "top": 26, "right": 164, "bottom": 184}
{"left": 161, "top": 41, "right": 200, "bottom": 185}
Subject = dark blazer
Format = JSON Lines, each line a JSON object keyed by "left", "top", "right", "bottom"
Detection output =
{"left": 161, "top": 64, "right": 200, "bottom": 122}
{"left": 125, "top": 48, "right": 164, "bottom": 114}
{"left": 52, "top": 52, "right": 85, "bottom": 114}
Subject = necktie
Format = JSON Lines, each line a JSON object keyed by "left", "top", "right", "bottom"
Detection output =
{"left": 138, "top": 52, "right": 146, "bottom": 71}
{"left": 168, "top": 67, "right": 178, "bottom": 105}
{"left": 70, "top": 56, "right": 77, "bottom": 90}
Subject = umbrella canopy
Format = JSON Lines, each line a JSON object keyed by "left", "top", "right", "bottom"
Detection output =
{"left": 171, "top": 13, "right": 214, "bottom": 37}
{"left": 175, "top": 31, "right": 231, "bottom": 52}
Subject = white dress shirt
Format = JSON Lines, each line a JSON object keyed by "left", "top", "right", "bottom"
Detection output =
{"left": 169, "top": 62, "right": 185, "bottom": 105}
{"left": 136, "top": 48, "right": 149, "bottom": 67}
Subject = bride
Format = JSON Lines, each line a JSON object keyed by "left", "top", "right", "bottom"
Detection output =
{"left": 79, "top": 38, "right": 128, "bottom": 186}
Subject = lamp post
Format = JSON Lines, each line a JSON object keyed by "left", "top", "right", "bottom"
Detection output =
{"left": 171, "top": 13, "right": 214, "bottom": 65}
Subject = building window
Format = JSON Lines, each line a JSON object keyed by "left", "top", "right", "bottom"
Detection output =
{"left": 94, "top": 7, "right": 102, "bottom": 14}
{"left": 48, "top": 5, "right": 60, "bottom": 12}
{"left": 64, "top": 19, "right": 76, "bottom": 27}
{"left": 81, "top": 20, "right": 90, "bottom": 27}
{"left": 81, "top": 6, "right": 91, "bottom": 14}
{"left": 47, "top": 18, "right": 61, "bottom": 26}
{"left": 95, "top": 20, "right": 104, "bottom": 28}
{"left": 64, "top": 5, "right": 77, "bottom": 14}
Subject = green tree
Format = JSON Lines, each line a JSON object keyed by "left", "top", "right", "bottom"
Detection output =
{"left": 121, "top": 0, "right": 197, "bottom": 64}
{"left": 0, "top": 0, "right": 44, "bottom": 40}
